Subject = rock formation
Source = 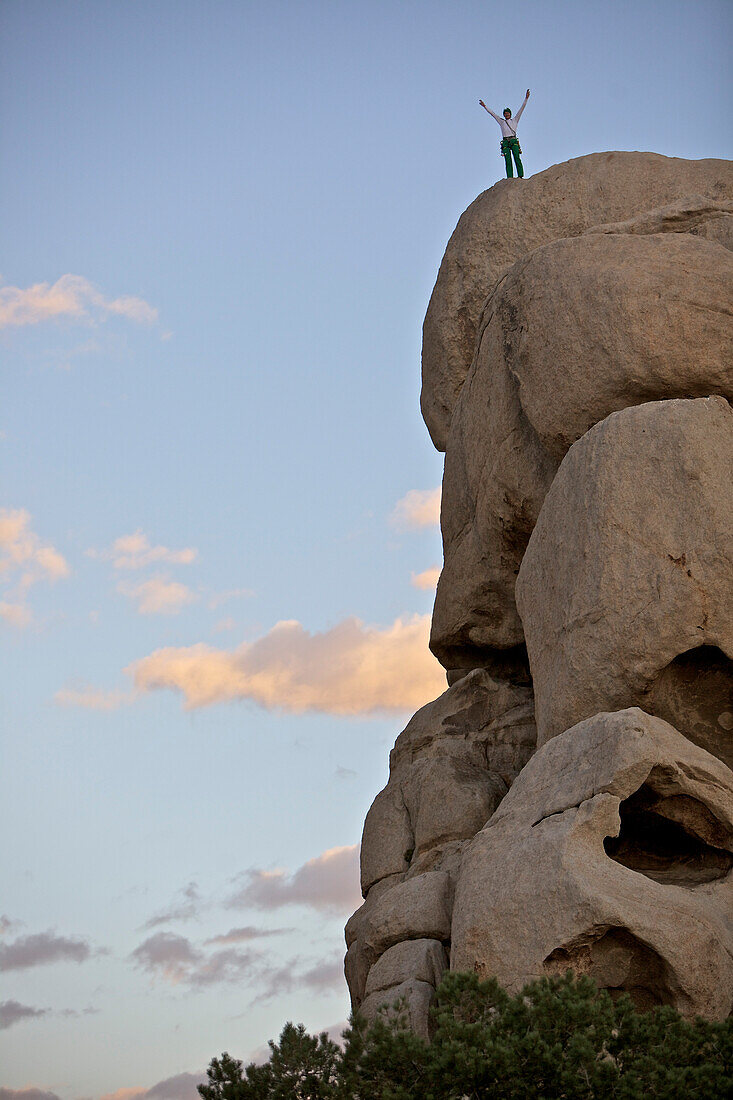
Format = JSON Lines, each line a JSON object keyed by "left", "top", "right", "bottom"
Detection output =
{"left": 346, "top": 152, "right": 733, "bottom": 1034}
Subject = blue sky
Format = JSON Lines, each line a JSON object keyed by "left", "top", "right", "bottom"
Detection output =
{"left": 1, "top": 1, "right": 731, "bottom": 1097}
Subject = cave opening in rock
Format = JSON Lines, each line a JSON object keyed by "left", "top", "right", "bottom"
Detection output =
{"left": 544, "top": 927, "right": 675, "bottom": 1012}
{"left": 604, "top": 781, "right": 732, "bottom": 886}
{"left": 642, "top": 645, "right": 732, "bottom": 769}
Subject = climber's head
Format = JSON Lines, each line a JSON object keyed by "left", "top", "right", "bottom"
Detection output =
{"left": 503, "top": 108, "right": 512, "bottom": 118}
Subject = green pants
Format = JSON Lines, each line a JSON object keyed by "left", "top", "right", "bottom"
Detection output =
{"left": 501, "top": 136, "right": 524, "bottom": 178}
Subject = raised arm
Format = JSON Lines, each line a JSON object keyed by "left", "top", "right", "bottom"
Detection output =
{"left": 478, "top": 100, "right": 502, "bottom": 124}
{"left": 514, "top": 89, "right": 530, "bottom": 122}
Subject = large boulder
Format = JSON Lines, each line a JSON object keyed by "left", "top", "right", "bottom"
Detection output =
{"left": 349, "top": 670, "right": 536, "bottom": 1010}
{"left": 431, "top": 230, "right": 732, "bottom": 670}
{"left": 485, "top": 233, "right": 732, "bottom": 463}
{"left": 516, "top": 397, "right": 733, "bottom": 764}
{"left": 422, "top": 152, "right": 733, "bottom": 450}
{"left": 360, "top": 669, "right": 535, "bottom": 894}
{"left": 450, "top": 709, "right": 733, "bottom": 1019}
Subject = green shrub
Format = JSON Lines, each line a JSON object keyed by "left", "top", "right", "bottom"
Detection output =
{"left": 199, "top": 971, "right": 732, "bottom": 1099}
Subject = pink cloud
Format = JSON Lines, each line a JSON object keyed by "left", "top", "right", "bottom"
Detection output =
{"left": 0, "top": 509, "right": 70, "bottom": 627}
{"left": 411, "top": 566, "right": 441, "bottom": 590}
{"left": 117, "top": 576, "right": 196, "bottom": 615}
{"left": 228, "top": 844, "right": 361, "bottom": 914}
{"left": 0, "top": 274, "right": 157, "bottom": 329}
{"left": 88, "top": 530, "right": 197, "bottom": 571}
{"left": 391, "top": 487, "right": 441, "bottom": 529}
{"left": 127, "top": 614, "right": 445, "bottom": 714}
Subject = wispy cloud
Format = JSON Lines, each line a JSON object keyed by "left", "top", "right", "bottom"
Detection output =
{"left": 54, "top": 685, "right": 135, "bottom": 710}
{"left": 0, "top": 931, "right": 92, "bottom": 972}
{"left": 129, "top": 932, "right": 258, "bottom": 988}
{"left": 127, "top": 614, "right": 444, "bottom": 714}
{"left": 0, "top": 601, "right": 33, "bottom": 627}
{"left": 0, "top": 509, "right": 70, "bottom": 627}
{"left": 204, "top": 926, "right": 291, "bottom": 946}
{"left": 411, "top": 566, "right": 441, "bottom": 590}
{"left": 0, "top": 274, "right": 157, "bottom": 329}
{"left": 227, "top": 845, "right": 361, "bottom": 915}
{"left": 250, "top": 953, "right": 346, "bottom": 1005}
{"left": 0, "top": 1000, "right": 48, "bottom": 1030}
{"left": 0, "top": 1090, "right": 63, "bottom": 1100}
{"left": 98, "top": 1090, "right": 147, "bottom": 1100}
{"left": 206, "top": 588, "right": 253, "bottom": 610}
{"left": 99, "top": 1073, "right": 205, "bottom": 1100}
{"left": 142, "top": 883, "right": 202, "bottom": 930}
{"left": 117, "top": 576, "right": 197, "bottom": 615}
{"left": 88, "top": 530, "right": 197, "bottom": 571}
{"left": 391, "top": 488, "right": 441, "bottom": 529}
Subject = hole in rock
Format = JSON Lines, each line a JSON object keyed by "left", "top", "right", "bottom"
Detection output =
{"left": 543, "top": 928, "right": 675, "bottom": 1012}
{"left": 604, "top": 781, "right": 732, "bottom": 886}
{"left": 642, "top": 646, "right": 732, "bottom": 769}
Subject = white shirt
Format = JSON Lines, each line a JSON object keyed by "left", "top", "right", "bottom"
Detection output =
{"left": 486, "top": 99, "right": 527, "bottom": 137}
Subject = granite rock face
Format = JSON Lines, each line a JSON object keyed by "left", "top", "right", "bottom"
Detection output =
{"left": 516, "top": 397, "right": 733, "bottom": 764}
{"left": 431, "top": 230, "right": 733, "bottom": 670}
{"left": 450, "top": 709, "right": 733, "bottom": 1018}
{"left": 346, "top": 152, "right": 733, "bottom": 1028}
{"left": 346, "top": 670, "right": 536, "bottom": 1031}
{"left": 421, "top": 151, "right": 733, "bottom": 451}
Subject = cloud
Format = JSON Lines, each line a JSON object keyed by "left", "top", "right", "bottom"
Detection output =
{"left": 89, "top": 530, "right": 197, "bottom": 570}
{"left": 228, "top": 845, "right": 361, "bottom": 915}
{"left": 127, "top": 613, "right": 445, "bottom": 714}
{"left": 0, "top": 601, "right": 33, "bottom": 627}
{"left": 144, "top": 1075, "right": 205, "bottom": 1100}
{"left": 0, "top": 914, "right": 22, "bottom": 935}
{"left": 99, "top": 1081, "right": 205, "bottom": 1100}
{"left": 142, "top": 883, "right": 202, "bottom": 930}
{"left": 0, "top": 932, "right": 91, "bottom": 972}
{"left": 334, "top": 766, "right": 357, "bottom": 781}
{"left": 54, "top": 685, "right": 134, "bottom": 710}
{"left": 391, "top": 488, "right": 441, "bottom": 529}
{"left": 0, "top": 274, "right": 157, "bottom": 329}
{"left": 0, "top": 1000, "right": 48, "bottom": 1030}
{"left": 251, "top": 953, "right": 347, "bottom": 1005}
{"left": 0, "top": 1091, "right": 62, "bottom": 1100}
{"left": 129, "top": 932, "right": 258, "bottom": 988}
{"left": 99, "top": 1090, "right": 146, "bottom": 1100}
{"left": 117, "top": 576, "right": 196, "bottom": 615}
{"left": 204, "top": 926, "right": 290, "bottom": 946}
{"left": 411, "top": 566, "right": 441, "bottom": 590}
{"left": 206, "top": 588, "right": 253, "bottom": 610}
{"left": 129, "top": 932, "right": 200, "bottom": 985}
{"left": 0, "top": 509, "right": 70, "bottom": 627}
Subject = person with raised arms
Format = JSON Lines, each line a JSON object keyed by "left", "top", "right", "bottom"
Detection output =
{"left": 479, "top": 89, "right": 530, "bottom": 178}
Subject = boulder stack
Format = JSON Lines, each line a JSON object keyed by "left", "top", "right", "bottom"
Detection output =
{"left": 346, "top": 152, "right": 733, "bottom": 1034}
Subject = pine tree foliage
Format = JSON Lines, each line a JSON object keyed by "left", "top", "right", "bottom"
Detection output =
{"left": 199, "top": 971, "right": 732, "bottom": 1099}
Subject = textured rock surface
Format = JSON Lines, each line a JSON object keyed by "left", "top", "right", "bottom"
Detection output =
{"left": 347, "top": 670, "right": 535, "bottom": 1009}
{"left": 360, "top": 979, "right": 435, "bottom": 1039}
{"left": 485, "top": 233, "right": 732, "bottom": 463}
{"left": 360, "top": 669, "right": 536, "bottom": 893}
{"left": 431, "top": 233, "right": 733, "bottom": 668}
{"left": 422, "top": 152, "right": 733, "bottom": 450}
{"left": 347, "top": 153, "right": 733, "bottom": 1026}
{"left": 516, "top": 397, "right": 733, "bottom": 761}
{"left": 450, "top": 709, "right": 733, "bottom": 1018}
{"left": 364, "top": 938, "right": 447, "bottom": 996}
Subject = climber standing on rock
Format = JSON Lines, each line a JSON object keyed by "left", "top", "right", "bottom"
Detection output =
{"left": 479, "top": 90, "right": 530, "bottom": 178}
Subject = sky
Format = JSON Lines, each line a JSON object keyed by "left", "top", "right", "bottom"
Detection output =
{"left": 1, "top": 1, "right": 731, "bottom": 1096}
